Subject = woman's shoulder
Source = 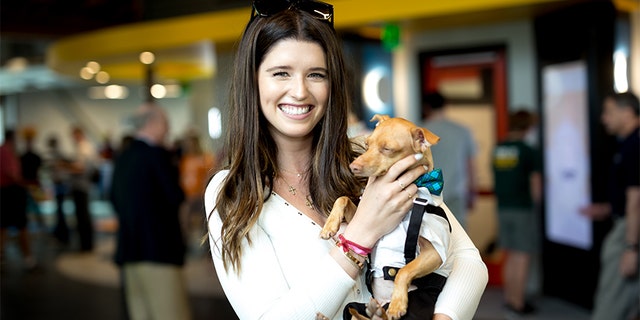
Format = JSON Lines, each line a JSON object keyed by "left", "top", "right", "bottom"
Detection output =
{"left": 204, "top": 169, "right": 230, "bottom": 208}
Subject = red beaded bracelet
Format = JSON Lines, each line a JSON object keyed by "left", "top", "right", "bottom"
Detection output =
{"left": 338, "top": 234, "right": 372, "bottom": 256}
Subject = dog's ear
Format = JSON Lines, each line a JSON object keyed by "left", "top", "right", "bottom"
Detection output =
{"left": 369, "top": 114, "right": 390, "bottom": 126}
{"left": 412, "top": 127, "right": 440, "bottom": 151}
{"left": 422, "top": 127, "right": 440, "bottom": 145}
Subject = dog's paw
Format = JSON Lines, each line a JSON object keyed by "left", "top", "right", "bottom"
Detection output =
{"left": 319, "top": 227, "right": 336, "bottom": 240}
{"left": 386, "top": 299, "right": 408, "bottom": 320}
{"left": 316, "top": 312, "right": 331, "bottom": 320}
{"left": 363, "top": 297, "right": 388, "bottom": 320}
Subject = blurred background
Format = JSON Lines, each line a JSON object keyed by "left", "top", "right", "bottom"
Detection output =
{"left": 1, "top": 0, "right": 638, "bottom": 319}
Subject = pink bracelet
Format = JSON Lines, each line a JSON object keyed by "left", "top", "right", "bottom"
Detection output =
{"left": 338, "top": 234, "right": 372, "bottom": 256}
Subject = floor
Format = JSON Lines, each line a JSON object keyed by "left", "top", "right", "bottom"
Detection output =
{"left": 1, "top": 200, "right": 593, "bottom": 320}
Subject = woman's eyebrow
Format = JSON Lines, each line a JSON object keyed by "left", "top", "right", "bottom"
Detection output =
{"left": 264, "top": 65, "right": 291, "bottom": 72}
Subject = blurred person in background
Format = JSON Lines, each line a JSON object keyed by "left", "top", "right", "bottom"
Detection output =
{"left": 580, "top": 91, "right": 639, "bottom": 320}
{"left": 346, "top": 111, "right": 372, "bottom": 138}
{"left": 110, "top": 102, "right": 191, "bottom": 320}
{"left": 492, "top": 110, "right": 542, "bottom": 316}
{"left": 178, "top": 128, "right": 216, "bottom": 256}
{"left": 65, "top": 126, "right": 98, "bottom": 252}
{"left": 97, "top": 133, "right": 116, "bottom": 200}
{"left": 44, "top": 134, "right": 71, "bottom": 246}
{"left": 19, "top": 126, "right": 45, "bottom": 230}
{"left": 422, "top": 91, "right": 478, "bottom": 228}
{"left": 0, "top": 129, "right": 36, "bottom": 270}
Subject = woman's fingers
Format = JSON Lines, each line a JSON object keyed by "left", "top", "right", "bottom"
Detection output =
{"left": 344, "top": 154, "right": 428, "bottom": 246}
{"left": 384, "top": 153, "right": 426, "bottom": 182}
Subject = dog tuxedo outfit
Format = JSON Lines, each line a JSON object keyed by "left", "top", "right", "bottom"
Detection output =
{"left": 345, "top": 171, "right": 453, "bottom": 320}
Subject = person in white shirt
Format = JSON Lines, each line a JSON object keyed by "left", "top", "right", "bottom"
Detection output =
{"left": 205, "top": 1, "right": 488, "bottom": 319}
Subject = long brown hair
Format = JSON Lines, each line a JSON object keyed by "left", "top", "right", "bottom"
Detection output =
{"left": 209, "top": 9, "right": 363, "bottom": 273}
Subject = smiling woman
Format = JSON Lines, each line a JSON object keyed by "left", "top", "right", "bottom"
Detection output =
{"left": 203, "top": 1, "right": 487, "bottom": 320}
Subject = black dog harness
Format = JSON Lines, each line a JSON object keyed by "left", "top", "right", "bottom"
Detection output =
{"left": 381, "top": 197, "right": 451, "bottom": 281}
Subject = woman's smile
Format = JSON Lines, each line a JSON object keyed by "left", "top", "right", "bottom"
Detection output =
{"left": 279, "top": 104, "right": 314, "bottom": 116}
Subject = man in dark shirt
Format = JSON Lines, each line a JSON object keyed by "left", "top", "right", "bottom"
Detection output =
{"left": 581, "top": 92, "right": 640, "bottom": 320}
{"left": 110, "top": 103, "right": 191, "bottom": 320}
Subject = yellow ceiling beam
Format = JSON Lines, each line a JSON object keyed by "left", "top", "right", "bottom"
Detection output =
{"left": 46, "top": 0, "right": 560, "bottom": 81}
{"left": 613, "top": 0, "right": 640, "bottom": 12}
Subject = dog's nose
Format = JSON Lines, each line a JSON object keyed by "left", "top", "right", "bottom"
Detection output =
{"left": 350, "top": 163, "right": 361, "bottom": 174}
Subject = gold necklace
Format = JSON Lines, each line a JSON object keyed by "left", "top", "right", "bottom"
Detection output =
{"left": 280, "top": 167, "right": 308, "bottom": 178}
{"left": 278, "top": 173, "right": 314, "bottom": 209}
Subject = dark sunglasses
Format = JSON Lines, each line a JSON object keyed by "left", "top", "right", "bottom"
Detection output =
{"left": 251, "top": 0, "right": 334, "bottom": 27}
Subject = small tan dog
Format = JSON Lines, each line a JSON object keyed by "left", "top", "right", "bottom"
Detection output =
{"left": 320, "top": 114, "right": 447, "bottom": 320}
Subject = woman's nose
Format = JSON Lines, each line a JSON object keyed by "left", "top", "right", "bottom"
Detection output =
{"left": 289, "top": 77, "right": 308, "bottom": 100}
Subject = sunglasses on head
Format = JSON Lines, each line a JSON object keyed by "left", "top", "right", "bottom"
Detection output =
{"left": 251, "top": 0, "right": 334, "bottom": 27}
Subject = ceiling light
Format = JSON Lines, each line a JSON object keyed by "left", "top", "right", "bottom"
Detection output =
{"left": 139, "top": 51, "right": 155, "bottom": 65}
{"left": 86, "top": 61, "right": 100, "bottom": 74}
{"left": 96, "top": 71, "right": 110, "bottom": 84}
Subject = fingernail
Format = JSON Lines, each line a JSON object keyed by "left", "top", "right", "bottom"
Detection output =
{"left": 423, "top": 165, "right": 429, "bottom": 171}
{"left": 414, "top": 153, "right": 424, "bottom": 160}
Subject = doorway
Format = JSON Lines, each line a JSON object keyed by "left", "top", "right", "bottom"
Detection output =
{"left": 419, "top": 46, "right": 508, "bottom": 285}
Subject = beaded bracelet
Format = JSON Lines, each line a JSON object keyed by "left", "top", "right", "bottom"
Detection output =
{"left": 338, "top": 234, "right": 372, "bottom": 256}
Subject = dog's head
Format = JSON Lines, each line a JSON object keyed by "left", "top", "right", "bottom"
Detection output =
{"left": 349, "top": 114, "right": 440, "bottom": 177}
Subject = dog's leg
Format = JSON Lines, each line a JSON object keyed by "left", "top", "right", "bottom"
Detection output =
{"left": 347, "top": 297, "right": 390, "bottom": 320}
{"left": 386, "top": 237, "right": 442, "bottom": 320}
{"left": 316, "top": 312, "right": 330, "bottom": 320}
{"left": 320, "top": 196, "right": 354, "bottom": 239}
{"left": 349, "top": 307, "right": 371, "bottom": 320}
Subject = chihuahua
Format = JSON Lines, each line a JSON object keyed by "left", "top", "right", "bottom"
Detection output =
{"left": 320, "top": 114, "right": 452, "bottom": 320}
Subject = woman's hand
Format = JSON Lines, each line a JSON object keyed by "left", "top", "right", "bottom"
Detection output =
{"left": 620, "top": 250, "right": 638, "bottom": 278}
{"left": 579, "top": 203, "right": 611, "bottom": 221}
{"left": 342, "top": 153, "right": 428, "bottom": 249}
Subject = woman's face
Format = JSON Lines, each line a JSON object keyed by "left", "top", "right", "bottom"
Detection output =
{"left": 258, "top": 39, "right": 328, "bottom": 142}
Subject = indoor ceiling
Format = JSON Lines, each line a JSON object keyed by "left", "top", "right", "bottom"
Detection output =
{"left": 1, "top": 0, "right": 634, "bottom": 95}
{"left": 0, "top": 0, "right": 247, "bottom": 94}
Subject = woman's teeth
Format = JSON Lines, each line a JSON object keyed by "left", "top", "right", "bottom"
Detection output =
{"left": 280, "top": 105, "right": 310, "bottom": 115}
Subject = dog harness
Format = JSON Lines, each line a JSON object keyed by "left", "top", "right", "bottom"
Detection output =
{"left": 382, "top": 198, "right": 451, "bottom": 281}
{"left": 365, "top": 197, "right": 451, "bottom": 293}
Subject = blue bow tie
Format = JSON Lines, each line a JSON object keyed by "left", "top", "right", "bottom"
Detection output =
{"left": 414, "top": 168, "right": 444, "bottom": 196}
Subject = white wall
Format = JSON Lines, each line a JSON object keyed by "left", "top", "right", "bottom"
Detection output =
{"left": 631, "top": 8, "right": 640, "bottom": 96}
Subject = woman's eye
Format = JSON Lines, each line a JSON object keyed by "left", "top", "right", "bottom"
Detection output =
{"left": 309, "top": 73, "right": 327, "bottom": 80}
{"left": 273, "top": 71, "right": 289, "bottom": 77}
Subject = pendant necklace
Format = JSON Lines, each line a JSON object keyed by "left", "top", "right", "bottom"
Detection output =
{"left": 280, "top": 166, "right": 308, "bottom": 178}
{"left": 278, "top": 172, "right": 314, "bottom": 209}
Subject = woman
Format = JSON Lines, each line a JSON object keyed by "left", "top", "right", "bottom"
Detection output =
{"left": 205, "top": 1, "right": 488, "bottom": 319}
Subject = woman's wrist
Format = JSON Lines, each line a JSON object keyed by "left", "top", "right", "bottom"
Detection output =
{"left": 338, "top": 234, "right": 372, "bottom": 256}
{"left": 330, "top": 243, "right": 366, "bottom": 279}
{"left": 341, "top": 226, "right": 378, "bottom": 250}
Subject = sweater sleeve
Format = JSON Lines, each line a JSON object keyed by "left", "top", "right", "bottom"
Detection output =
{"left": 434, "top": 202, "right": 489, "bottom": 320}
{"left": 204, "top": 171, "right": 359, "bottom": 320}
